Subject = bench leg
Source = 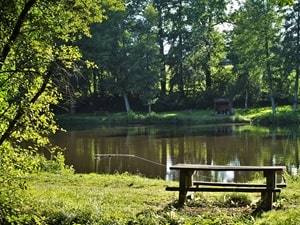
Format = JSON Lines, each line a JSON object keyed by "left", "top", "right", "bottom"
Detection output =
{"left": 178, "top": 191, "right": 186, "bottom": 206}
{"left": 178, "top": 170, "right": 194, "bottom": 207}
{"left": 263, "top": 170, "right": 276, "bottom": 211}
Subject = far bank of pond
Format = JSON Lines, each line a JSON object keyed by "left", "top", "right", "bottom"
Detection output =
{"left": 56, "top": 106, "right": 300, "bottom": 129}
{"left": 56, "top": 110, "right": 251, "bottom": 129}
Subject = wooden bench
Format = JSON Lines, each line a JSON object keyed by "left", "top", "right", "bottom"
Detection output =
{"left": 166, "top": 164, "right": 286, "bottom": 210}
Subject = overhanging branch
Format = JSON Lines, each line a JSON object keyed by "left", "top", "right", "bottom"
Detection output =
{"left": 0, "top": 0, "right": 37, "bottom": 71}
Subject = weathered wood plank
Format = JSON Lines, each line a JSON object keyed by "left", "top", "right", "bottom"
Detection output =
{"left": 169, "top": 164, "right": 285, "bottom": 172}
{"left": 193, "top": 181, "right": 287, "bottom": 188}
{"left": 166, "top": 186, "right": 281, "bottom": 193}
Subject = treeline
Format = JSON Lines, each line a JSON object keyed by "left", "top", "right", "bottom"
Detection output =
{"left": 58, "top": 0, "right": 300, "bottom": 114}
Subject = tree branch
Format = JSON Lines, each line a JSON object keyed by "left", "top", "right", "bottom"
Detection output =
{"left": 0, "top": 0, "right": 37, "bottom": 71}
{"left": 0, "top": 69, "right": 51, "bottom": 146}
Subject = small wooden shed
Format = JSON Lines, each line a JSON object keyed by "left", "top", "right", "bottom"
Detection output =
{"left": 214, "top": 98, "right": 233, "bottom": 115}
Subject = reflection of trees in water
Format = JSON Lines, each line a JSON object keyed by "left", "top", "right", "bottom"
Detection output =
{"left": 171, "top": 125, "right": 299, "bottom": 181}
{"left": 51, "top": 125, "right": 300, "bottom": 179}
{"left": 292, "top": 128, "right": 299, "bottom": 169}
{"left": 286, "top": 127, "right": 299, "bottom": 174}
{"left": 294, "top": 133, "right": 299, "bottom": 170}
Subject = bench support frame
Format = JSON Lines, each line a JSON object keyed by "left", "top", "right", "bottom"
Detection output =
{"left": 167, "top": 165, "right": 285, "bottom": 211}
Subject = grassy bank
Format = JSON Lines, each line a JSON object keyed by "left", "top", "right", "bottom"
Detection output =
{"left": 9, "top": 170, "right": 300, "bottom": 225}
{"left": 57, "top": 110, "right": 249, "bottom": 129}
{"left": 56, "top": 105, "right": 300, "bottom": 128}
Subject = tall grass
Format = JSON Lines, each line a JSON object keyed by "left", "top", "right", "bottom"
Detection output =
{"left": 4, "top": 170, "right": 295, "bottom": 224}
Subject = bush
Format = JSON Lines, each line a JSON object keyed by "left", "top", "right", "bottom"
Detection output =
{"left": 38, "top": 152, "right": 74, "bottom": 174}
{"left": 0, "top": 148, "right": 72, "bottom": 224}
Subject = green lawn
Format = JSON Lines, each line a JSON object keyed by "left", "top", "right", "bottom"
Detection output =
{"left": 11, "top": 170, "right": 300, "bottom": 225}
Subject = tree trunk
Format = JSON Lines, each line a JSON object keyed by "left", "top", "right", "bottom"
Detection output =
{"left": 245, "top": 88, "right": 248, "bottom": 110}
{"left": 294, "top": 9, "right": 300, "bottom": 112}
{"left": 123, "top": 92, "right": 131, "bottom": 113}
{"left": 265, "top": 33, "right": 276, "bottom": 115}
{"left": 178, "top": 0, "right": 185, "bottom": 98}
{"left": 148, "top": 103, "right": 152, "bottom": 114}
{"left": 204, "top": 51, "right": 212, "bottom": 90}
{"left": 155, "top": 1, "right": 167, "bottom": 95}
{"left": 293, "top": 68, "right": 299, "bottom": 112}
{"left": 270, "top": 90, "right": 276, "bottom": 115}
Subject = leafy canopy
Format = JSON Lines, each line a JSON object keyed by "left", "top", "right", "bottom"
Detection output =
{"left": 0, "top": 0, "right": 124, "bottom": 221}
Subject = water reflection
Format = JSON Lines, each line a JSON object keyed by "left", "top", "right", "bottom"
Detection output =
{"left": 50, "top": 124, "right": 300, "bottom": 181}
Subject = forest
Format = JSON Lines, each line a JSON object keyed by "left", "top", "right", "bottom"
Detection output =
{"left": 60, "top": 0, "right": 299, "bottom": 114}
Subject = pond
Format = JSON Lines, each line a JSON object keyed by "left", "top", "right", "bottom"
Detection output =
{"left": 50, "top": 124, "right": 300, "bottom": 182}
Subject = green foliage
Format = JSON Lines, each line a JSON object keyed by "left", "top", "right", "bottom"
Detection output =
{"left": 47, "top": 0, "right": 299, "bottom": 113}
{"left": 38, "top": 152, "right": 75, "bottom": 174}
{"left": 272, "top": 0, "right": 295, "bottom": 6}
{"left": 230, "top": 0, "right": 284, "bottom": 109}
{"left": 242, "top": 106, "right": 300, "bottom": 125}
{"left": 281, "top": 1, "right": 300, "bottom": 111}
{"left": 0, "top": 152, "right": 74, "bottom": 224}
{"left": 0, "top": 0, "right": 124, "bottom": 223}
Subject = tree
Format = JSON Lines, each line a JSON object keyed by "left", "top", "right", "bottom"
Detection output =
{"left": 0, "top": 0, "right": 123, "bottom": 219}
{"left": 77, "top": 0, "right": 161, "bottom": 113}
{"left": 130, "top": 3, "right": 161, "bottom": 112}
{"left": 281, "top": 1, "right": 300, "bottom": 111}
{"left": 0, "top": 0, "right": 123, "bottom": 141}
{"left": 189, "top": 0, "right": 227, "bottom": 91}
{"left": 161, "top": 0, "right": 227, "bottom": 103}
{"left": 230, "top": 0, "right": 283, "bottom": 112}
{"left": 153, "top": 0, "right": 168, "bottom": 95}
{"left": 185, "top": 0, "right": 228, "bottom": 104}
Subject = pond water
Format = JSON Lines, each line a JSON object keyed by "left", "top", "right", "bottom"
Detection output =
{"left": 50, "top": 124, "right": 300, "bottom": 182}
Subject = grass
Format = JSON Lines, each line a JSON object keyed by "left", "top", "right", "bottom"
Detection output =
{"left": 236, "top": 105, "right": 300, "bottom": 125}
{"left": 57, "top": 109, "right": 250, "bottom": 129}
{"left": 57, "top": 105, "right": 300, "bottom": 128}
{"left": 9, "top": 170, "right": 300, "bottom": 225}
{"left": 20, "top": 171, "right": 178, "bottom": 224}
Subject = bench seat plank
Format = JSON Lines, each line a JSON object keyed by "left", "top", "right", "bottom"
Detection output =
{"left": 170, "top": 164, "right": 285, "bottom": 171}
{"left": 193, "top": 181, "right": 287, "bottom": 188}
{"left": 166, "top": 186, "right": 281, "bottom": 193}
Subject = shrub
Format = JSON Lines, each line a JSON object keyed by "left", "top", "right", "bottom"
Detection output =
{"left": 0, "top": 146, "right": 71, "bottom": 224}
{"left": 38, "top": 152, "right": 74, "bottom": 174}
